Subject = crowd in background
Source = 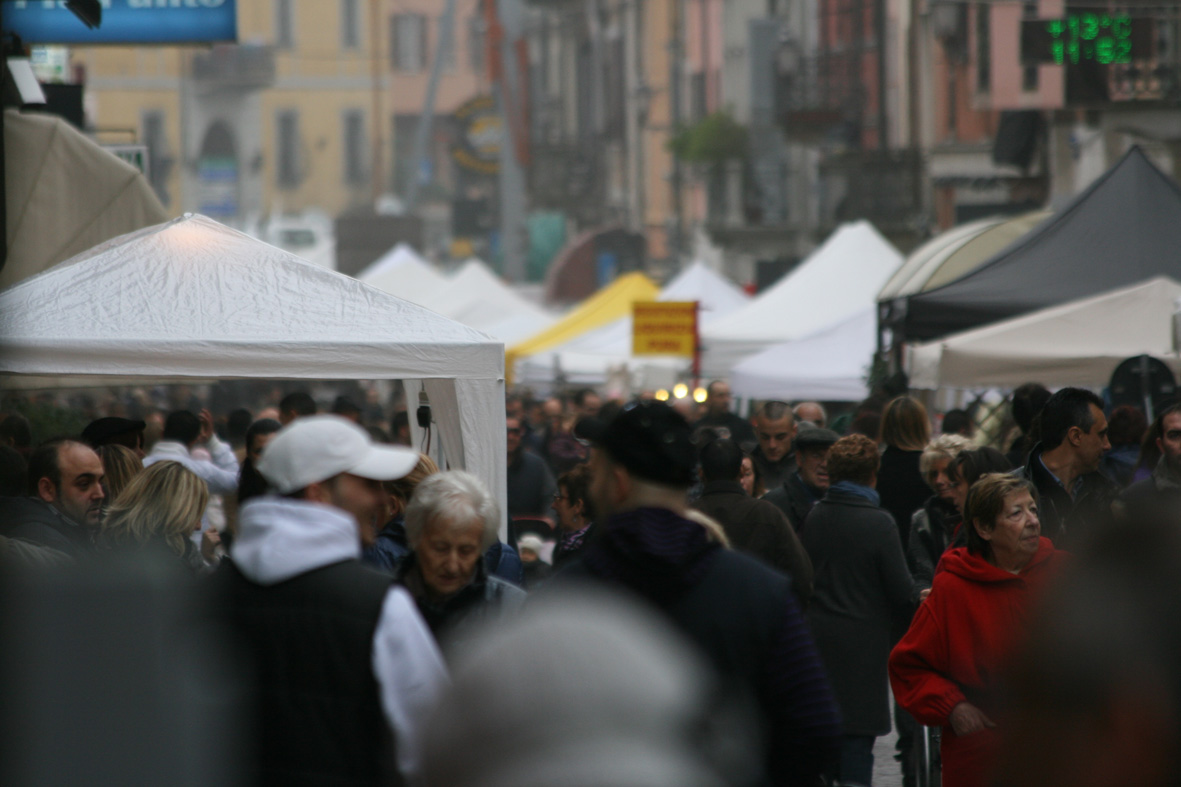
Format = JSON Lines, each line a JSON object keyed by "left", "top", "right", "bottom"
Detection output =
{"left": 1, "top": 378, "right": 1180, "bottom": 787}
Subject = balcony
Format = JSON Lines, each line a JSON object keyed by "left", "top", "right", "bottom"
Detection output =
{"left": 819, "top": 149, "right": 924, "bottom": 237}
{"left": 191, "top": 45, "right": 275, "bottom": 93}
{"left": 775, "top": 54, "right": 865, "bottom": 141}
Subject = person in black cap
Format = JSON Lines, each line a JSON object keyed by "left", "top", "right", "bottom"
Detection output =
{"left": 764, "top": 425, "right": 840, "bottom": 533}
{"left": 556, "top": 400, "right": 842, "bottom": 786}
{"left": 81, "top": 416, "right": 147, "bottom": 459}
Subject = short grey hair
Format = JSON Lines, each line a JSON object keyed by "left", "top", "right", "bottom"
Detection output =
{"left": 405, "top": 470, "right": 500, "bottom": 552}
{"left": 919, "top": 433, "right": 974, "bottom": 485}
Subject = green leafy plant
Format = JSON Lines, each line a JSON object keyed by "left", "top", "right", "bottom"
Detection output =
{"left": 668, "top": 112, "right": 749, "bottom": 164}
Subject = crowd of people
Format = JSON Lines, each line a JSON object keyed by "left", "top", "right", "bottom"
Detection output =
{"left": 1, "top": 380, "right": 1180, "bottom": 786}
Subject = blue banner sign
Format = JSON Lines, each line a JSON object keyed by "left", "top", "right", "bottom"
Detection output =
{"left": 4, "top": 0, "right": 237, "bottom": 45}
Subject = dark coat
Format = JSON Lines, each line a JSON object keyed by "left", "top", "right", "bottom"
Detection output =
{"left": 0, "top": 496, "right": 93, "bottom": 556}
{"left": 392, "top": 554, "right": 526, "bottom": 659}
{"left": 802, "top": 487, "right": 918, "bottom": 736}
{"left": 506, "top": 449, "right": 556, "bottom": 518}
{"left": 693, "top": 480, "right": 814, "bottom": 605}
{"left": 550, "top": 506, "right": 842, "bottom": 787}
{"left": 876, "top": 446, "right": 930, "bottom": 548}
{"left": 905, "top": 494, "right": 961, "bottom": 590}
{"left": 1021, "top": 445, "right": 1120, "bottom": 548}
{"left": 751, "top": 447, "right": 798, "bottom": 493}
{"left": 763, "top": 472, "right": 824, "bottom": 533}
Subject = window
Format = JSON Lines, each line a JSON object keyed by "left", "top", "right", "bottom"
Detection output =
{"left": 341, "top": 0, "right": 360, "bottom": 50}
{"left": 276, "top": 110, "right": 301, "bottom": 188}
{"left": 343, "top": 109, "right": 367, "bottom": 186}
{"left": 275, "top": 0, "right": 294, "bottom": 48}
{"left": 468, "top": 15, "right": 485, "bottom": 73}
{"left": 141, "top": 110, "right": 171, "bottom": 205}
{"left": 391, "top": 14, "right": 428, "bottom": 71}
{"left": 1022, "top": 1, "right": 1038, "bottom": 91}
{"left": 975, "top": 2, "right": 990, "bottom": 92}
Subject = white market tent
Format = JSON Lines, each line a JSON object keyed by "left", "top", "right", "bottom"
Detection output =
{"left": 907, "top": 276, "right": 1181, "bottom": 390}
{"left": 730, "top": 308, "right": 876, "bottom": 401}
{"left": 0, "top": 214, "right": 508, "bottom": 526}
{"left": 430, "top": 258, "right": 559, "bottom": 345}
{"left": 701, "top": 221, "right": 902, "bottom": 378}
{"left": 356, "top": 242, "right": 451, "bottom": 307}
{"left": 514, "top": 261, "right": 750, "bottom": 388}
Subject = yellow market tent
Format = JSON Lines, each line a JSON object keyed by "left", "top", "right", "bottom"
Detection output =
{"left": 506, "top": 271, "right": 659, "bottom": 384}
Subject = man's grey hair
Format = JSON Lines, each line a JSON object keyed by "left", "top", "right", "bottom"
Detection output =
{"left": 755, "top": 401, "right": 792, "bottom": 422}
{"left": 405, "top": 470, "right": 500, "bottom": 551}
{"left": 793, "top": 402, "right": 828, "bottom": 426}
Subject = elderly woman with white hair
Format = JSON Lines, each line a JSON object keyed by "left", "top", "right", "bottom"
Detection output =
{"left": 907, "top": 433, "right": 974, "bottom": 590}
{"left": 392, "top": 470, "right": 526, "bottom": 655}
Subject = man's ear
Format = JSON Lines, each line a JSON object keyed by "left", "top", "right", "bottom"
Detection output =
{"left": 36, "top": 477, "right": 57, "bottom": 503}
{"left": 612, "top": 464, "right": 631, "bottom": 504}
{"left": 301, "top": 480, "right": 330, "bottom": 505}
{"left": 1067, "top": 425, "right": 1085, "bottom": 447}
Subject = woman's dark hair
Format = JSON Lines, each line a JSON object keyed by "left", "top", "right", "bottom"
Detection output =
{"left": 1106, "top": 405, "right": 1147, "bottom": 448}
{"left": 557, "top": 464, "right": 592, "bottom": 519}
{"left": 964, "top": 473, "right": 1038, "bottom": 558}
{"left": 245, "top": 418, "right": 282, "bottom": 457}
{"left": 881, "top": 396, "right": 931, "bottom": 452}
{"left": 950, "top": 447, "right": 1013, "bottom": 489}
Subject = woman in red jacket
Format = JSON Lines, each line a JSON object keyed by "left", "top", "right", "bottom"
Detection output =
{"left": 889, "top": 473, "right": 1064, "bottom": 787}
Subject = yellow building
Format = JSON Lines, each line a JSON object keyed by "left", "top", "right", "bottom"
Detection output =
{"left": 75, "top": 0, "right": 488, "bottom": 224}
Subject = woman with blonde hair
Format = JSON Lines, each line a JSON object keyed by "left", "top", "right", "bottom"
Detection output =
{"left": 101, "top": 460, "right": 209, "bottom": 570}
{"left": 364, "top": 452, "right": 440, "bottom": 573}
{"left": 95, "top": 443, "right": 143, "bottom": 516}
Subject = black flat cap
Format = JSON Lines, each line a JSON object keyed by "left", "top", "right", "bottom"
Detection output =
{"left": 574, "top": 400, "right": 696, "bottom": 487}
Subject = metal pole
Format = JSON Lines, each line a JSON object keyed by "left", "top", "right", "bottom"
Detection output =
{"left": 406, "top": 0, "right": 457, "bottom": 211}
{"left": 496, "top": 0, "right": 527, "bottom": 282}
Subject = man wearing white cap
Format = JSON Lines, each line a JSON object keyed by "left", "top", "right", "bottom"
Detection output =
{"left": 223, "top": 415, "right": 448, "bottom": 786}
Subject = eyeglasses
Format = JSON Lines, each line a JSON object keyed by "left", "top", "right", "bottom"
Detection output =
{"left": 507, "top": 428, "right": 522, "bottom": 435}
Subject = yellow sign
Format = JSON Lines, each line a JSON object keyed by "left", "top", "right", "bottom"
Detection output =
{"left": 632, "top": 301, "right": 698, "bottom": 357}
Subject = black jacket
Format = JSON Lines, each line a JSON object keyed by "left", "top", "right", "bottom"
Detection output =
{"left": 220, "top": 559, "right": 398, "bottom": 786}
{"left": 876, "top": 446, "right": 929, "bottom": 548}
{"left": 552, "top": 507, "right": 842, "bottom": 787}
{"left": 506, "top": 449, "right": 556, "bottom": 518}
{"left": 905, "top": 494, "right": 961, "bottom": 590}
{"left": 750, "top": 447, "right": 798, "bottom": 493}
{"left": 763, "top": 472, "right": 823, "bottom": 534}
{"left": 693, "top": 480, "right": 814, "bottom": 605}
{"left": 0, "top": 496, "right": 93, "bottom": 556}
{"left": 392, "top": 554, "right": 525, "bottom": 658}
{"left": 1021, "top": 445, "right": 1120, "bottom": 548}
{"left": 692, "top": 411, "right": 757, "bottom": 450}
{"left": 801, "top": 488, "right": 918, "bottom": 736}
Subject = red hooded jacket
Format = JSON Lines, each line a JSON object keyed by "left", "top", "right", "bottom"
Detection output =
{"left": 888, "top": 539, "right": 1062, "bottom": 787}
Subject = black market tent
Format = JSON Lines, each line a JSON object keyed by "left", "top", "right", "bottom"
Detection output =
{"left": 897, "top": 147, "right": 1181, "bottom": 343}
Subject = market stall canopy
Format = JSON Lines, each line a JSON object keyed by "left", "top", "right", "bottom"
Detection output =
{"left": 355, "top": 242, "right": 450, "bottom": 307}
{"left": 506, "top": 271, "right": 659, "bottom": 383}
{"left": 877, "top": 210, "right": 1050, "bottom": 301}
{"left": 701, "top": 221, "right": 902, "bottom": 378}
{"left": 426, "top": 257, "right": 559, "bottom": 345}
{"left": 514, "top": 261, "right": 749, "bottom": 387}
{"left": 2, "top": 109, "right": 169, "bottom": 290}
{"left": 0, "top": 214, "right": 507, "bottom": 526}
{"left": 730, "top": 308, "right": 876, "bottom": 402}
{"left": 902, "top": 147, "right": 1181, "bottom": 342}
{"left": 907, "top": 276, "right": 1181, "bottom": 389}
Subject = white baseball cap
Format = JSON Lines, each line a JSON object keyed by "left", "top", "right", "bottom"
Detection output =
{"left": 256, "top": 414, "right": 419, "bottom": 494}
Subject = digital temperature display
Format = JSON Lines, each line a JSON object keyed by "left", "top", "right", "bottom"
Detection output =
{"left": 1021, "top": 15, "right": 1154, "bottom": 65}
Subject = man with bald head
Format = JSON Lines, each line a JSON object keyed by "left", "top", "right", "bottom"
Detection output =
{"left": 794, "top": 402, "right": 827, "bottom": 429}
{"left": 752, "top": 401, "right": 798, "bottom": 491}
{"left": 692, "top": 380, "right": 755, "bottom": 449}
{"left": 0, "top": 438, "right": 106, "bottom": 556}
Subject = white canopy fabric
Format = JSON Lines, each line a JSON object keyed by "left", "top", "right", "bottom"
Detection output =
{"left": 3, "top": 108, "right": 169, "bottom": 290}
{"left": 907, "top": 276, "right": 1181, "bottom": 389}
{"left": 515, "top": 261, "right": 750, "bottom": 388}
{"left": 701, "top": 221, "right": 902, "bottom": 377}
{"left": 0, "top": 214, "right": 507, "bottom": 525}
{"left": 730, "top": 308, "right": 876, "bottom": 401}
{"left": 430, "top": 258, "right": 559, "bottom": 345}
{"left": 356, "top": 242, "right": 451, "bottom": 308}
